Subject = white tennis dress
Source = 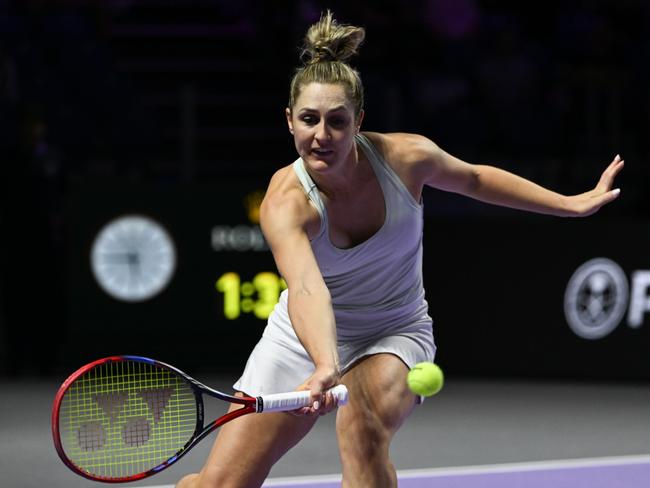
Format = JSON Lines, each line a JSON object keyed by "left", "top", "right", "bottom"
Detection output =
{"left": 233, "top": 134, "right": 435, "bottom": 395}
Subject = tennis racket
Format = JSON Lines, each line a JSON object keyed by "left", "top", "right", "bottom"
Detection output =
{"left": 52, "top": 355, "right": 348, "bottom": 483}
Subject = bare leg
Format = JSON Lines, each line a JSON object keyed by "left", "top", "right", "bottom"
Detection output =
{"left": 336, "top": 354, "right": 417, "bottom": 488}
{"left": 177, "top": 395, "right": 318, "bottom": 488}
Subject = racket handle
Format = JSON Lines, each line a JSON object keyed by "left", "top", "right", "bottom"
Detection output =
{"left": 257, "top": 384, "right": 349, "bottom": 413}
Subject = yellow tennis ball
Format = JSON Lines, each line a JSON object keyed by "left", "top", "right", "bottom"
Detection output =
{"left": 407, "top": 362, "right": 444, "bottom": 397}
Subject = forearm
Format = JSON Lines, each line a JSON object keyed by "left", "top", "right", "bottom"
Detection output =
{"left": 467, "top": 165, "right": 569, "bottom": 216}
{"left": 287, "top": 287, "right": 340, "bottom": 371}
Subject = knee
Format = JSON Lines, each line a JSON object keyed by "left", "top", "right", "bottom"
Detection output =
{"left": 337, "top": 414, "right": 391, "bottom": 462}
{"left": 338, "top": 419, "right": 397, "bottom": 487}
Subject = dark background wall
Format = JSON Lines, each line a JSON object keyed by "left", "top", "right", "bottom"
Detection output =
{"left": 1, "top": 0, "right": 648, "bottom": 379}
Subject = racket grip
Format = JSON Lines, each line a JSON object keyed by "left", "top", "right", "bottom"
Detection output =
{"left": 258, "top": 384, "right": 349, "bottom": 413}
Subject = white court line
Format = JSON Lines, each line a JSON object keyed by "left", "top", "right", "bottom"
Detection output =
{"left": 145, "top": 453, "right": 650, "bottom": 488}
{"left": 397, "top": 453, "right": 650, "bottom": 479}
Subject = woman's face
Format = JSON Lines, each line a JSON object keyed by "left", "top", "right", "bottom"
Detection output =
{"left": 286, "top": 82, "right": 363, "bottom": 173}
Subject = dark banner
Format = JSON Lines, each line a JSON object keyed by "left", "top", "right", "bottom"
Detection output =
{"left": 60, "top": 183, "right": 650, "bottom": 380}
{"left": 425, "top": 217, "right": 650, "bottom": 381}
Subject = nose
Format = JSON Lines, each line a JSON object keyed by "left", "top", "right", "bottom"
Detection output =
{"left": 314, "top": 120, "right": 330, "bottom": 143}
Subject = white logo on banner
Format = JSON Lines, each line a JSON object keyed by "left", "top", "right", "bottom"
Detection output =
{"left": 629, "top": 271, "right": 650, "bottom": 328}
{"left": 564, "top": 258, "right": 629, "bottom": 340}
{"left": 211, "top": 225, "right": 268, "bottom": 252}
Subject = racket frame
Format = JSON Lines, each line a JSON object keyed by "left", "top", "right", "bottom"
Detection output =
{"left": 52, "top": 355, "right": 258, "bottom": 483}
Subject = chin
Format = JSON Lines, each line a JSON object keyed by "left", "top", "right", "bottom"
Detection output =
{"left": 306, "top": 156, "right": 339, "bottom": 173}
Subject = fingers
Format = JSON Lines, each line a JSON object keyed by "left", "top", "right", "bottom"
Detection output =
{"left": 308, "top": 385, "right": 340, "bottom": 415}
{"left": 594, "top": 154, "right": 624, "bottom": 197}
{"left": 610, "top": 154, "right": 625, "bottom": 175}
{"left": 594, "top": 187, "right": 621, "bottom": 210}
{"left": 567, "top": 154, "right": 624, "bottom": 217}
{"left": 296, "top": 365, "right": 342, "bottom": 416}
{"left": 600, "top": 154, "right": 625, "bottom": 187}
{"left": 316, "top": 390, "right": 340, "bottom": 415}
{"left": 291, "top": 389, "right": 340, "bottom": 417}
{"left": 579, "top": 186, "right": 621, "bottom": 217}
{"left": 603, "top": 187, "right": 621, "bottom": 205}
{"left": 291, "top": 365, "right": 343, "bottom": 417}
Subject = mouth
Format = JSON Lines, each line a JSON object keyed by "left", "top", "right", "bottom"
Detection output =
{"left": 311, "top": 148, "right": 334, "bottom": 158}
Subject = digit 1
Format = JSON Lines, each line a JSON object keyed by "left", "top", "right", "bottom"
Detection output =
{"left": 216, "top": 272, "right": 241, "bottom": 319}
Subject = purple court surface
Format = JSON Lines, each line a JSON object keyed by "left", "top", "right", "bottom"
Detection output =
{"left": 258, "top": 456, "right": 650, "bottom": 488}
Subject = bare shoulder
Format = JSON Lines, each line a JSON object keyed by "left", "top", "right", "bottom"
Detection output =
{"left": 261, "top": 166, "right": 319, "bottom": 239}
{"left": 363, "top": 132, "right": 441, "bottom": 166}
{"left": 362, "top": 131, "right": 442, "bottom": 195}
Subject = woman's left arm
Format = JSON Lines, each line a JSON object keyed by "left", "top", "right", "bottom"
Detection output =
{"left": 418, "top": 137, "right": 624, "bottom": 217}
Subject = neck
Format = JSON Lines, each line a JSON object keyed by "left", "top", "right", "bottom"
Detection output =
{"left": 307, "top": 144, "right": 364, "bottom": 199}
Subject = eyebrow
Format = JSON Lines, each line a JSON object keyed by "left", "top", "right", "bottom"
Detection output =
{"left": 298, "top": 105, "right": 349, "bottom": 114}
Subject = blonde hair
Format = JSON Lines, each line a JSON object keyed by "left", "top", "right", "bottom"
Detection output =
{"left": 289, "top": 11, "right": 365, "bottom": 118}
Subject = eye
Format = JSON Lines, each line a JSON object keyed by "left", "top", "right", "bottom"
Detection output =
{"left": 329, "top": 118, "right": 347, "bottom": 128}
{"left": 301, "top": 114, "right": 318, "bottom": 126}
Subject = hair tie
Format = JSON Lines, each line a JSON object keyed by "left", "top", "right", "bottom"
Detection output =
{"left": 311, "top": 46, "right": 335, "bottom": 64}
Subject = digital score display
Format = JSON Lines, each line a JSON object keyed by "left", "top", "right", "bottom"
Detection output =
{"left": 215, "top": 271, "right": 287, "bottom": 320}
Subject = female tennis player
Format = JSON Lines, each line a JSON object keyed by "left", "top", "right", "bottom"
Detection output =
{"left": 177, "top": 11, "right": 623, "bottom": 488}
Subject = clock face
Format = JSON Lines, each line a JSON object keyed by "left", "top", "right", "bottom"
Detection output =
{"left": 91, "top": 215, "right": 177, "bottom": 302}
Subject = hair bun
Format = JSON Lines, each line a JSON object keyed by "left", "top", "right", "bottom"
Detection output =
{"left": 301, "top": 10, "right": 365, "bottom": 65}
{"left": 289, "top": 10, "right": 366, "bottom": 117}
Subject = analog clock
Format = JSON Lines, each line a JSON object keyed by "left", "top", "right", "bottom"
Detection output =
{"left": 90, "top": 215, "right": 176, "bottom": 302}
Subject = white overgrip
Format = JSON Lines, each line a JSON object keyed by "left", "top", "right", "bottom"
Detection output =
{"left": 259, "top": 384, "right": 349, "bottom": 413}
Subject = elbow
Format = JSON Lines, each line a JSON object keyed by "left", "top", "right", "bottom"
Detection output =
{"left": 289, "top": 281, "right": 331, "bottom": 302}
{"left": 465, "top": 165, "right": 482, "bottom": 196}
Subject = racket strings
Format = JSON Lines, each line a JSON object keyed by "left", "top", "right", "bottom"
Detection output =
{"left": 58, "top": 360, "right": 196, "bottom": 479}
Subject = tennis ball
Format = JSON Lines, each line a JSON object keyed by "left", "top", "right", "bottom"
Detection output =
{"left": 407, "top": 362, "right": 444, "bottom": 397}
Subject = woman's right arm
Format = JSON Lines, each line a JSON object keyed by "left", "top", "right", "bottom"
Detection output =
{"left": 260, "top": 174, "right": 340, "bottom": 412}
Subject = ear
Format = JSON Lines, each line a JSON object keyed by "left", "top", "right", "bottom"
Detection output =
{"left": 355, "top": 109, "right": 365, "bottom": 133}
{"left": 285, "top": 107, "right": 294, "bottom": 135}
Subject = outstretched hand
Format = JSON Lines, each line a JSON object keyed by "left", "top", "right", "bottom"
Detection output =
{"left": 565, "top": 154, "right": 624, "bottom": 217}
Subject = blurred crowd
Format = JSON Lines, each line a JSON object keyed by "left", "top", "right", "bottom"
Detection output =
{"left": 2, "top": 0, "right": 649, "bottom": 191}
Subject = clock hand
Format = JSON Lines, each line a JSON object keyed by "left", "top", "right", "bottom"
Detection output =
{"left": 127, "top": 252, "right": 141, "bottom": 281}
{"left": 100, "top": 252, "right": 136, "bottom": 264}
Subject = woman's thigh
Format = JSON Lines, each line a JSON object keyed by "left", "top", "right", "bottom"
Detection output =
{"left": 195, "top": 399, "right": 319, "bottom": 488}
